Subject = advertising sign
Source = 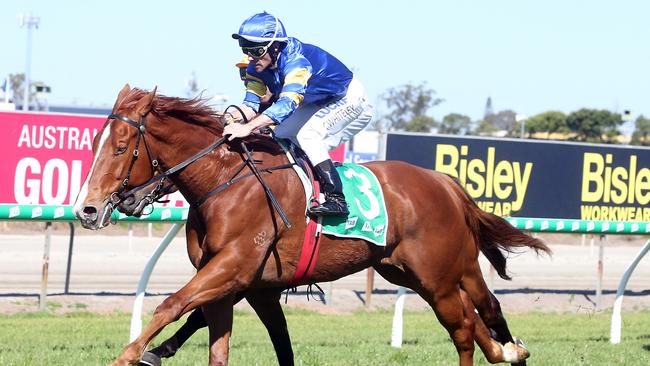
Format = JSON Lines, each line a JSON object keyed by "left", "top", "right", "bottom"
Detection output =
{"left": 0, "top": 111, "right": 188, "bottom": 210}
{"left": 1, "top": 111, "right": 102, "bottom": 206}
{"left": 386, "top": 133, "right": 650, "bottom": 222}
{"left": 0, "top": 111, "right": 346, "bottom": 219}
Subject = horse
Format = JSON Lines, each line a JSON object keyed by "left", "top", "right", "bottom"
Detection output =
{"left": 74, "top": 84, "right": 550, "bottom": 366}
{"left": 117, "top": 174, "right": 524, "bottom": 366}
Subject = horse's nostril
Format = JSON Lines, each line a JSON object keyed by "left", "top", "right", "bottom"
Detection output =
{"left": 83, "top": 206, "right": 98, "bottom": 216}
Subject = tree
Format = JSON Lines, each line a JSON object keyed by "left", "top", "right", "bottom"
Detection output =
{"left": 473, "top": 117, "right": 499, "bottom": 136}
{"left": 493, "top": 110, "right": 517, "bottom": 132}
{"left": 523, "top": 111, "right": 568, "bottom": 139}
{"left": 9, "top": 73, "right": 25, "bottom": 105}
{"left": 565, "top": 109, "right": 622, "bottom": 143}
{"left": 630, "top": 115, "right": 650, "bottom": 146}
{"left": 8, "top": 73, "right": 43, "bottom": 108}
{"left": 473, "top": 110, "right": 516, "bottom": 136}
{"left": 404, "top": 115, "right": 437, "bottom": 133}
{"left": 378, "top": 82, "right": 443, "bottom": 132}
{"left": 439, "top": 113, "right": 472, "bottom": 135}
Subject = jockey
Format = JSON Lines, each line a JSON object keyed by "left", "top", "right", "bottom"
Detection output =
{"left": 223, "top": 11, "right": 374, "bottom": 217}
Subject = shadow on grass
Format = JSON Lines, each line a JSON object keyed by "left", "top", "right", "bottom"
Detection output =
{"left": 3, "top": 287, "right": 649, "bottom": 308}
{"left": 352, "top": 288, "right": 650, "bottom": 306}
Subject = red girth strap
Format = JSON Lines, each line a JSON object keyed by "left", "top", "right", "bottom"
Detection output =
{"left": 290, "top": 179, "right": 322, "bottom": 285}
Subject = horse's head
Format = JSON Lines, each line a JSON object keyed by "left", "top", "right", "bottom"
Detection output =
{"left": 74, "top": 84, "right": 160, "bottom": 229}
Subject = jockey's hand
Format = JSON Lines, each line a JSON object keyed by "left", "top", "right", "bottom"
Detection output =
{"left": 223, "top": 122, "right": 253, "bottom": 141}
{"left": 220, "top": 112, "right": 236, "bottom": 126}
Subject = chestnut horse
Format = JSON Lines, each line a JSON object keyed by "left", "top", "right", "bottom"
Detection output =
{"left": 117, "top": 177, "right": 524, "bottom": 366}
{"left": 75, "top": 85, "right": 549, "bottom": 366}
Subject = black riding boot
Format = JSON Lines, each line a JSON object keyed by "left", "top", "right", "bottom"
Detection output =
{"left": 309, "top": 160, "right": 349, "bottom": 217}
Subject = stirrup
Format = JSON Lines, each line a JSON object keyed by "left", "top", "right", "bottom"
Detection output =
{"left": 308, "top": 200, "right": 349, "bottom": 217}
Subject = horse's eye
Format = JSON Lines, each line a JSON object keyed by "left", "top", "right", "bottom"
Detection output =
{"left": 115, "top": 144, "right": 128, "bottom": 155}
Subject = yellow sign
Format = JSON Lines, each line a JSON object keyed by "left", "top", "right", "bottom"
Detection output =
{"left": 434, "top": 144, "right": 533, "bottom": 215}
{"left": 580, "top": 152, "right": 650, "bottom": 221}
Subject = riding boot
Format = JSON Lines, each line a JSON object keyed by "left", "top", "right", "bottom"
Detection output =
{"left": 308, "top": 160, "right": 349, "bottom": 217}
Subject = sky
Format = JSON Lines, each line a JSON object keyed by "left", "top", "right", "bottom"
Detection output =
{"left": 2, "top": 0, "right": 649, "bottom": 126}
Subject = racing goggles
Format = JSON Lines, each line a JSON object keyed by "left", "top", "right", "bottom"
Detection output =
{"left": 242, "top": 43, "right": 271, "bottom": 58}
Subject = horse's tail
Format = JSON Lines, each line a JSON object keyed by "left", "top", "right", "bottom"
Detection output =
{"left": 451, "top": 179, "right": 552, "bottom": 280}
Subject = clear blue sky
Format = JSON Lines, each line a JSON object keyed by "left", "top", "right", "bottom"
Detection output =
{"left": 2, "top": 0, "right": 648, "bottom": 124}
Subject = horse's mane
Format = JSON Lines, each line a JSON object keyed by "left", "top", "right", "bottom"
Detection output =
{"left": 121, "top": 88, "right": 284, "bottom": 155}
{"left": 121, "top": 88, "right": 224, "bottom": 135}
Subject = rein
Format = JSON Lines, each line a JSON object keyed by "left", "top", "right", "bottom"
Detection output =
{"left": 111, "top": 105, "right": 294, "bottom": 228}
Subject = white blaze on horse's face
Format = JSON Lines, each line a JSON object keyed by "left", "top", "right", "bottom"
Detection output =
{"left": 73, "top": 125, "right": 112, "bottom": 227}
{"left": 74, "top": 118, "right": 136, "bottom": 230}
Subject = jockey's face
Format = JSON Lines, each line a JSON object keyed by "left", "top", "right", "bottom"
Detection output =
{"left": 250, "top": 52, "right": 272, "bottom": 72}
{"left": 240, "top": 40, "right": 277, "bottom": 73}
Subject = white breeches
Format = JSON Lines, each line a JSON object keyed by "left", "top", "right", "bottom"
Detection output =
{"left": 273, "top": 77, "right": 374, "bottom": 165}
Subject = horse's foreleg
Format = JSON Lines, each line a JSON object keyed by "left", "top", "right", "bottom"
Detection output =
{"left": 145, "top": 307, "right": 208, "bottom": 361}
{"left": 109, "top": 250, "right": 254, "bottom": 366}
{"left": 202, "top": 294, "right": 236, "bottom": 366}
{"left": 246, "top": 289, "right": 294, "bottom": 366}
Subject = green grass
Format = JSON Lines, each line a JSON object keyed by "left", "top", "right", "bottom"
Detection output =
{"left": 0, "top": 309, "right": 649, "bottom": 365}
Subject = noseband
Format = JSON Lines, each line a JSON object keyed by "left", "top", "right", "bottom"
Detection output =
{"left": 107, "top": 113, "right": 160, "bottom": 206}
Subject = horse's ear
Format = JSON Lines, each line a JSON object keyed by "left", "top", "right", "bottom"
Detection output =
{"left": 112, "top": 83, "right": 131, "bottom": 112}
{"left": 135, "top": 86, "right": 157, "bottom": 116}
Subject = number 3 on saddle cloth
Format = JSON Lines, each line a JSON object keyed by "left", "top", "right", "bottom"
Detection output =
{"left": 279, "top": 140, "right": 388, "bottom": 285}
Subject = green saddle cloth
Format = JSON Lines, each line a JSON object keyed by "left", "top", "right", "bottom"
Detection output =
{"left": 321, "top": 163, "right": 388, "bottom": 246}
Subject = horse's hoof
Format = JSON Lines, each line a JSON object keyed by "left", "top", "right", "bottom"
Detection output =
{"left": 514, "top": 336, "right": 527, "bottom": 350}
{"left": 138, "top": 352, "right": 162, "bottom": 366}
{"left": 502, "top": 340, "right": 530, "bottom": 363}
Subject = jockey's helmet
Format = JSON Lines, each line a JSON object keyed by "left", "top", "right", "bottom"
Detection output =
{"left": 232, "top": 12, "right": 288, "bottom": 56}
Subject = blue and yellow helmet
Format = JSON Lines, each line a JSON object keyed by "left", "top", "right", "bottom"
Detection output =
{"left": 231, "top": 12, "right": 288, "bottom": 46}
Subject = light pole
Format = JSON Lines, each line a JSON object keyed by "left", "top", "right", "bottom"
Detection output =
{"left": 516, "top": 114, "right": 527, "bottom": 139}
{"left": 19, "top": 12, "right": 40, "bottom": 111}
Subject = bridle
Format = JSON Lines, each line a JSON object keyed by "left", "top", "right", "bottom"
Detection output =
{"left": 107, "top": 113, "right": 160, "bottom": 204}
{"left": 106, "top": 112, "right": 228, "bottom": 208}
{"left": 107, "top": 105, "right": 293, "bottom": 228}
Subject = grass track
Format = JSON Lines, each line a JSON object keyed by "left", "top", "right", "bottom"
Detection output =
{"left": 0, "top": 309, "right": 649, "bottom": 365}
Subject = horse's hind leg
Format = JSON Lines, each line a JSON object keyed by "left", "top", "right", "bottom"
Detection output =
{"left": 376, "top": 264, "right": 517, "bottom": 364}
{"left": 375, "top": 264, "right": 477, "bottom": 365}
{"left": 461, "top": 290, "right": 528, "bottom": 365}
{"left": 246, "top": 289, "right": 294, "bottom": 366}
{"left": 415, "top": 283, "right": 476, "bottom": 366}
{"left": 202, "top": 294, "right": 236, "bottom": 366}
{"left": 461, "top": 261, "right": 529, "bottom": 365}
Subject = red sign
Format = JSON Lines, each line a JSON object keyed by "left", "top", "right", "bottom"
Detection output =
{"left": 329, "top": 144, "right": 346, "bottom": 162}
{"left": 0, "top": 111, "right": 104, "bottom": 205}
